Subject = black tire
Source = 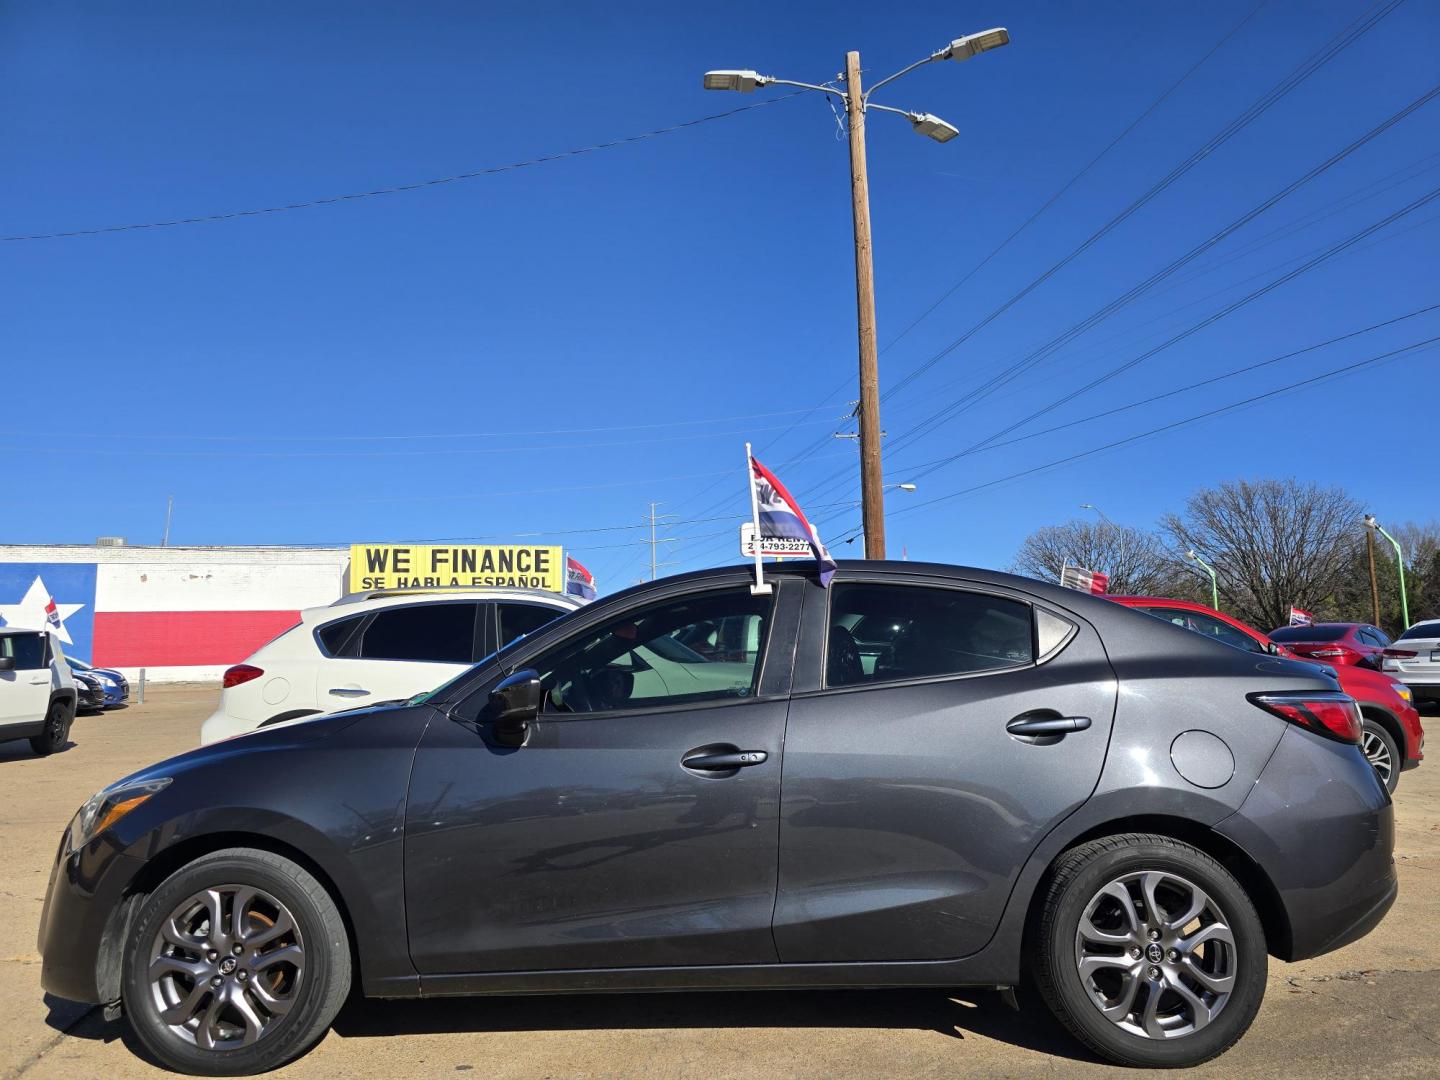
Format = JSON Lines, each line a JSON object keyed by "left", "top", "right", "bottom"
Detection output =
{"left": 29, "top": 699, "right": 73, "bottom": 755}
{"left": 1361, "top": 719, "right": 1400, "bottom": 793}
{"left": 122, "top": 848, "right": 351, "bottom": 1076}
{"left": 1031, "top": 833, "right": 1267, "bottom": 1068}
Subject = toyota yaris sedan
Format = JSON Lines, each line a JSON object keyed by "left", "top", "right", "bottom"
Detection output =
{"left": 38, "top": 562, "right": 1395, "bottom": 1074}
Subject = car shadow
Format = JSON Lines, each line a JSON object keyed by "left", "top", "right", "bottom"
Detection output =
{"left": 0, "top": 738, "right": 73, "bottom": 761}
{"left": 329, "top": 986, "right": 1100, "bottom": 1063}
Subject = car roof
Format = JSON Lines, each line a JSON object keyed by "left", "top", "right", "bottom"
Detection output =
{"left": 307, "top": 588, "right": 581, "bottom": 621}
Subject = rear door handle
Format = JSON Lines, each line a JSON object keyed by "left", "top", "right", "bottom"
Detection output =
{"left": 1006, "top": 713, "right": 1091, "bottom": 736}
{"left": 681, "top": 749, "right": 769, "bottom": 770}
{"left": 329, "top": 687, "right": 371, "bottom": 698}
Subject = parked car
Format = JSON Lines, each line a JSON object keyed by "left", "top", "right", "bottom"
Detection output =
{"left": 65, "top": 656, "right": 129, "bottom": 707}
{"left": 1267, "top": 622, "right": 1390, "bottom": 669}
{"left": 200, "top": 588, "right": 583, "bottom": 744}
{"left": 0, "top": 628, "right": 77, "bottom": 755}
{"left": 41, "top": 562, "right": 1395, "bottom": 1073}
{"left": 71, "top": 670, "right": 108, "bottom": 713}
{"left": 1381, "top": 618, "right": 1440, "bottom": 705}
{"left": 1112, "top": 597, "right": 1422, "bottom": 791}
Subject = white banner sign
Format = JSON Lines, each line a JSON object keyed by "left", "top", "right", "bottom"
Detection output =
{"left": 740, "top": 522, "right": 812, "bottom": 558}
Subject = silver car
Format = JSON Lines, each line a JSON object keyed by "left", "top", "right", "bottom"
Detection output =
{"left": 1382, "top": 618, "right": 1440, "bottom": 703}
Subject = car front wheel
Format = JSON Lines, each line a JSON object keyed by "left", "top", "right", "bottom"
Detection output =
{"left": 122, "top": 847, "right": 351, "bottom": 1076}
{"left": 1031, "top": 833, "right": 1267, "bottom": 1068}
{"left": 1360, "top": 719, "right": 1400, "bottom": 793}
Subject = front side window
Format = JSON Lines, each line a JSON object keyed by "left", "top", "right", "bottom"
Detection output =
{"left": 826, "top": 583, "right": 1034, "bottom": 688}
{"left": 0, "top": 633, "right": 45, "bottom": 670}
{"left": 534, "top": 589, "right": 773, "bottom": 714}
{"left": 359, "top": 602, "right": 478, "bottom": 664}
{"left": 1145, "top": 607, "right": 1263, "bottom": 653}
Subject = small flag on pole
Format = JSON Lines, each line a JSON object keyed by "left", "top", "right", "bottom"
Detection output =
{"left": 44, "top": 596, "right": 63, "bottom": 631}
{"left": 1061, "top": 564, "right": 1110, "bottom": 595}
{"left": 565, "top": 557, "right": 596, "bottom": 602}
{"left": 1289, "top": 605, "right": 1314, "bottom": 626}
{"left": 746, "top": 445, "right": 836, "bottom": 588}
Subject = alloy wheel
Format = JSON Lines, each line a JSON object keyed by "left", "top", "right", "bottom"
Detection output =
{"left": 147, "top": 885, "right": 305, "bottom": 1051}
{"left": 1073, "top": 871, "right": 1236, "bottom": 1039}
{"left": 1362, "top": 729, "right": 1394, "bottom": 786}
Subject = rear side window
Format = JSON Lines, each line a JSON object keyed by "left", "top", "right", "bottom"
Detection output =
{"left": 826, "top": 583, "right": 1034, "bottom": 688}
{"left": 316, "top": 615, "right": 366, "bottom": 657}
{"left": 1144, "top": 607, "right": 1263, "bottom": 653}
{"left": 360, "top": 602, "right": 478, "bottom": 664}
{"left": 497, "top": 603, "right": 563, "bottom": 649}
{"left": 0, "top": 633, "right": 46, "bottom": 670}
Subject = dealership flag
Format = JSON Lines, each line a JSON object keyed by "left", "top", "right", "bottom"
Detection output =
{"left": 566, "top": 556, "right": 596, "bottom": 602}
{"left": 746, "top": 444, "right": 836, "bottom": 590}
{"left": 1060, "top": 563, "right": 1110, "bottom": 595}
{"left": 1289, "top": 605, "right": 1314, "bottom": 626}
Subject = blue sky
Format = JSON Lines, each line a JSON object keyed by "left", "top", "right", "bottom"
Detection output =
{"left": 4, "top": 1, "right": 1437, "bottom": 593}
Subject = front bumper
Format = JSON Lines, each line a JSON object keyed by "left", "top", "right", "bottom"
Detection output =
{"left": 37, "top": 819, "right": 146, "bottom": 1004}
{"left": 1215, "top": 726, "right": 1396, "bottom": 961}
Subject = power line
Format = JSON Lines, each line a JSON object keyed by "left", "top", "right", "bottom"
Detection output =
{"left": 1, "top": 93, "right": 804, "bottom": 243}
{"left": 880, "top": 0, "right": 1408, "bottom": 404}
{"left": 829, "top": 334, "right": 1440, "bottom": 541}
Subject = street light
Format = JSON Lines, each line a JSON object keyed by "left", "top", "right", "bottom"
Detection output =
{"left": 703, "top": 27, "right": 1010, "bottom": 561}
{"left": 1079, "top": 503, "right": 1115, "bottom": 528}
{"left": 1365, "top": 514, "right": 1410, "bottom": 628}
{"left": 1186, "top": 549, "right": 1220, "bottom": 611}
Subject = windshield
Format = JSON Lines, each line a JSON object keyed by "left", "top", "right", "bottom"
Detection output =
{"left": 407, "top": 648, "right": 500, "bottom": 706}
{"left": 67, "top": 656, "right": 94, "bottom": 671}
{"left": 1270, "top": 625, "right": 1350, "bottom": 642}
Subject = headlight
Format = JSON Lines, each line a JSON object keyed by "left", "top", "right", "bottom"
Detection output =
{"left": 69, "top": 777, "right": 170, "bottom": 853}
{"left": 1395, "top": 684, "right": 1414, "bottom": 705}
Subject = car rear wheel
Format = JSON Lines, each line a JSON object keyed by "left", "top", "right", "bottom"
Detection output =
{"left": 122, "top": 848, "right": 351, "bottom": 1076}
{"left": 1360, "top": 719, "right": 1400, "bottom": 793}
{"left": 29, "top": 700, "right": 73, "bottom": 755}
{"left": 1031, "top": 833, "right": 1267, "bottom": 1068}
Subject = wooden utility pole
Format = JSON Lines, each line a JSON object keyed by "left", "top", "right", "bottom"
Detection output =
{"left": 845, "top": 51, "right": 886, "bottom": 560}
{"left": 1367, "top": 527, "right": 1382, "bottom": 628}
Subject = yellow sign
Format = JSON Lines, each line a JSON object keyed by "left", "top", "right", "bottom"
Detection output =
{"left": 349, "top": 544, "right": 564, "bottom": 594}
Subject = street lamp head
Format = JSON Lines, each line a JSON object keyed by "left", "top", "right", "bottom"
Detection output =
{"left": 1364, "top": 514, "right": 1378, "bottom": 528}
{"left": 909, "top": 113, "right": 960, "bottom": 143}
{"left": 943, "top": 27, "right": 1010, "bottom": 63}
{"left": 897, "top": 483, "right": 917, "bottom": 492}
{"left": 703, "top": 69, "right": 767, "bottom": 93}
{"left": 1186, "top": 549, "right": 1198, "bottom": 561}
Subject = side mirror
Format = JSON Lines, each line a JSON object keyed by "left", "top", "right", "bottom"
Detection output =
{"left": 487, "top": 669, "right": 541, "bottom": 747}
{"left": 1263, "top": 641, "right": 1281, "bottom": 656}
{"left": 0, "top": 656, "right": 14, "bottom": 672}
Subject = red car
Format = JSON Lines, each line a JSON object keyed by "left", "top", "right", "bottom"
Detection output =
{"left": 1111, "top": 596, "right": 1423, "bottom": 792}
{"left": 1267, "top": 622, "right": 1390, "bottom": 669}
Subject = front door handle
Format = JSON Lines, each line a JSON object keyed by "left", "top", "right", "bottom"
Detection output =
{"left": 681, "top": 749, "right": 769, "bottom": 770}
{"left": 1006, "top": 713, "right": 1091, "bottom": 737}
{"left": 329, "top": 686, "right": 371, "bottom": 698}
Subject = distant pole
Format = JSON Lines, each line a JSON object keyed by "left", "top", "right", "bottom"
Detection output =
{"left": 1367, "top": 516, "right": 1410, "bottom": 629}
{"left": 845, "top": 50, "right": 886, "bottom": 561}
{"left": 161, "top": 496, "right": 174, "bottom": 547}
{"left": 1187, "top": 550, "right": 1220, "bottom": 611}
{"left": 1367, "top": 528, "right": 1382, "bottom": 628}
{"left": 649, "top": 502, "right": 660, "bottom": 581}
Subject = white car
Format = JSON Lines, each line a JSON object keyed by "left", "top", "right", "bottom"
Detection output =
{"left": 201, "top": 589, "right": 583, "bottom": 744}
{"left": 0, "top": 628, "right": 78, "bottom": 755}
{"left": 1382, "top": 618, "right": 1440, "bottom": 705}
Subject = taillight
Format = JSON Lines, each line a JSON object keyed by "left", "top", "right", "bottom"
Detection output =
{"left": 223, "top": 664, "right": 264, "bottom": 689}
{"left": 1299, "top": 645, "right": 1360, "bottom": 662}
{"left": 1382, "top": 648, "right": 1417, "bottom": 659}
{"left": 1250, "top": 692, "right": 1362, "bottom": 744}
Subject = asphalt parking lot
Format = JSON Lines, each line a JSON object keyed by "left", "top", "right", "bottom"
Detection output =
{"left": 2, "top": 686, "right": 1437, "bottom": 1079}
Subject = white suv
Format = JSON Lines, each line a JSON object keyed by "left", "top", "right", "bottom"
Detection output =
{"left": 0, "top": 629, "right": 78, "bottom": 755}
{"left": 200, "top": 589, "right": 583, "bottom": 744}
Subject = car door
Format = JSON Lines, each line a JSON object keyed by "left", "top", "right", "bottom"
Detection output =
{"left": 403, "top": 579, "right": 800, "bottom": 976}
{"left": 773, "top": 574, "right": 1116, "bottom": 963}
{"left": 0, "top": 632, "right": 55, "bottom": 735}
{"left": 317, "top": 600, "right": 481, "bottom": 709}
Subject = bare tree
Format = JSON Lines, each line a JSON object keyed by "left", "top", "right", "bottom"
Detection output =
{"left": 1161, "top": 479, "right": 1362, "bottom": 629}
{"left": 1011, "top": 519, "right": 1179, "bottom": 595}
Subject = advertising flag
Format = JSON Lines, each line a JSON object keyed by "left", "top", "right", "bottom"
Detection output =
{"left": 566, "top": 556, "right": 597, "bottom": 602}
{"left": 1061, "top": 564, "right": 1110, "bottom": 595}
{"left": 748, "top": 451, "right": 836, "bottom": 587}
{"left": 1289, "top": 606, "right": 1314, "bottom": 626}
